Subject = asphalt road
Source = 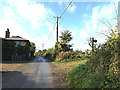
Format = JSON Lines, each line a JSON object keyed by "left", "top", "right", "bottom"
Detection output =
{"left": 2, "top": 56, "right": 54, "bottom": 88}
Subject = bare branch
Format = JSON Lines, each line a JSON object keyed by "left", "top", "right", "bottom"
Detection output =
{"left": 107, "top": 19, "right": 113, "bottom": 29}
{"left": 96, "top": 32, "right": 111, "bottom": 39}
{"left": 114, "top": 3, "right": 118, "bottom": 18}
{"left": 97, "top": 17, "right": 114, "bottom": 33}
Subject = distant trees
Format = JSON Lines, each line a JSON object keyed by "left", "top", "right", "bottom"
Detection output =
{"left": 30, "top": 42, "right": 36, "bottom": 56}
{"left": 35, "top": 30, "right": 73, "bottom": 61}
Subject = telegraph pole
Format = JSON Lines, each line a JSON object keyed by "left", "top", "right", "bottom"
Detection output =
{"left": 42, "top": 44, "right": 44, "bottom": 50}
{"left": 56, "top": 16, "right": 59, "bottom": 42}
{"left": 54, "top": 16, "right": 61, "bottom": 42}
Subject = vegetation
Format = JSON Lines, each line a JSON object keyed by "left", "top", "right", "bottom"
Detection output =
{"left": 68, "top": 13, "right": 120, "bottom": 88}
{"left": 35, "top": 30, "right": 90, "bottom": 62}
{"left": 30, "top": 42, "right": 36, "bottom": 56}
{"left": 35, "top": 8, "right": 120, "bottom": 88}
{"left": 68, "top": 39, "right": 120, "bottom": 88}
{"left": 69, "top": 38, "right": 120, "bottom": 88}
{"left": 35, "top": 30, "right": 75, "bottom": 61}
{"left": 2, "top": 41, "right": 36, "bottom": 60}
{"left": 2, "top": 41, "right": 16, "bottom": 60}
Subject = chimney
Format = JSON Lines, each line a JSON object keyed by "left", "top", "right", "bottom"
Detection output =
{"left": 5, "top": 28, "right": 10, "bottom": 38}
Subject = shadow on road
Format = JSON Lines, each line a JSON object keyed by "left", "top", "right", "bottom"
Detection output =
{"left": 2, "top": 71, "right": 46, "bottom": 88}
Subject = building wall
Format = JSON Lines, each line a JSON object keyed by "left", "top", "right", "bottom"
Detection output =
{"left": 0, "top": 38, "right": 2, "bottom": 90}
{"left": 2, "top": 40, "right": 31, "bottom": 61}
{"left": 0, "top": 38, "right": 2, "bottom": 62}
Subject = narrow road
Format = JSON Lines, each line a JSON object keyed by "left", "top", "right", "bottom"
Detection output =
{"left": 2, "top": 56, "right": 54, "bottom": 88}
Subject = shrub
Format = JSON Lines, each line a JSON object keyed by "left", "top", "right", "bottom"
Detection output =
{"left": 56, "top": 51, "right": 75, "bottom": 61}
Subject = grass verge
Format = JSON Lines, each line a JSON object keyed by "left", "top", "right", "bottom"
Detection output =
{"left": 68, "top": 62, "right": 120, "bottom": 88}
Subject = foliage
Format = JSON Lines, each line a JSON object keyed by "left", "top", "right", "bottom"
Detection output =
{"left": 34, "top": 50, "right": 44, "bottom": 57}
{"left": 59, "top": 30, "right": 72, "bottom": 43}
{"left": 68, "top": 34, "right": 120, "bottom": 88}
{"left": 68, "top": 53, "right": 120, "bottom": 88}
{"left": 43, "top": 48, "right": 56, "bottom": 61}
{"left": 35, "top": 30, "right": 74, "bottom": 61}
{"left": 56, "top": 51, "right": 75, "bottom": 61}
{"left": 2, "top": 40, "right": 34, "bottom": 60}
{"left": 55, "top": 57, "right": 88, "bottom": 63}
{"left": 2, "top": 41, "right": 16, "bottom": 60}
{"left": 68, "top": 18, "right": 120, "bottom": 87}
{"left": 54, "top": 30, "right": 73, "bottom": 52}
{"left": 15, "top": 42, "right": 30, "bottom": 58}
{"left": 55, "top": 50, "right": 89, "bottom": 63}
{"left": 30, "top": 42, "right": 36, "bottom": 56}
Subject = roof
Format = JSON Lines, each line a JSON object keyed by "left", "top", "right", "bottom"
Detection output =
{"left": 3, "top": 36, "right": 29, "bottom": 41}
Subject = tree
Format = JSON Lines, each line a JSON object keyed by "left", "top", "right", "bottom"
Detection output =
{"left": 96, "top": 3, "right": 120, "bottom": 81}
{"left": 59, "top": 30, "right": 73, "bottom": 43}
{"left": 55, "top": 30, "right": 73, "bottom": 52}
{"left": 88, "top": 37, "right": 97, "bottom": 54}
{"left": 30, "top": 42, "right": 36, "bottom": 56}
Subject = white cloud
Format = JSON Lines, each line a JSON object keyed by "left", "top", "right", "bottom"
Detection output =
{"left": 75, "top": 3, "right": 117, "bottom": 51}
{"left": 69, "top": 5, "right": 76, "bottom": 13}
{"left": 0, "top": 0, "right": 56, "bottom": 51}
{"left": 91, "top": 3, "right": 117, "bottom": 38}
{"left": 82, "top": 13, "right": 89, "bottom": 18}
{"left": 73, "top": 43, "right": 91, "bottom": 51}
{"left": 80, "top": 30, "right": 88, "bottom": 38}
{"left": 43, "top": 34, "right": 48, "bottom": 41}
{"left": 82, "top": 3, "right": 116, "bottom": 39}
{"left": 46, "top": 22, "right": 54, "bottom": 32}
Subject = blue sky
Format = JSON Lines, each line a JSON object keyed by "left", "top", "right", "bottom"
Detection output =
{"left": 0, "top": 0, "right": 119, "bottom": 51}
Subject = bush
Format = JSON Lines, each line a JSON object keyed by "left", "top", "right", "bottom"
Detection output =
{"left": 43, "top": 48, "right": 56, "bottom": 61}
{"left": 56, "top": 51, "right": 75, "bottom": 61}
{"left": 44, "top": 53, "right": 52, "bottom": 58}
{"left": 68, "top": 39, "right": 120, "bottom": 88}
{"left": 68, "top": 63, "right": 115, "bottom": 88}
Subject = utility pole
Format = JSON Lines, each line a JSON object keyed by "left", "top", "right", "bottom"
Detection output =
{"left": 42, "top": 44, "right": 44, "bottom": 50}
{"left": 56, "top": 16, "right": 59, "bottom": 42}
{"left": 54, "top": 16, "right": 61, "bottom": 42}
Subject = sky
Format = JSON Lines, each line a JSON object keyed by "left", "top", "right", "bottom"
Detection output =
{"left": 0, "top": 0, "right": 120, "bottom": 51}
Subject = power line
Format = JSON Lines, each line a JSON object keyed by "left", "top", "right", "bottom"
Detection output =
{"left": 60, "top": 0, "right": 74, "bottom": 18}
{"left": 45, "top": 22, "right": 57, "bottom": 45}
{"left": 59, "top": 0, "right": 75, "bottom": 24}
{"left": 53, "top": 0, "right": 75, "bottom": 42}
{"left": 44, "top": 0, "right": 75, "bottom": 47}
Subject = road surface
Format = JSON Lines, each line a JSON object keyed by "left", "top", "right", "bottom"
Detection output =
{"left": 2, "top": 56, "right": 55, "bottom": 88}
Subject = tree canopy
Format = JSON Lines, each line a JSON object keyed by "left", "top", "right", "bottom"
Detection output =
{"left": 54, "top": 30, "right": 73, "bottom": 52}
